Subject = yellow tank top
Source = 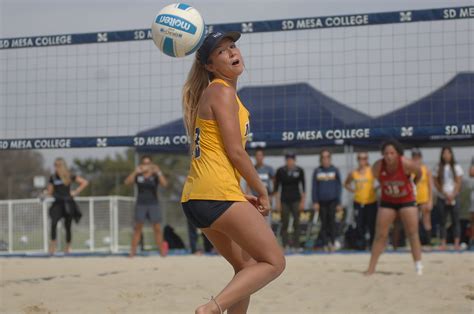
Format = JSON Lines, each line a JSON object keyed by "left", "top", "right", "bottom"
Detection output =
{"left": 181, "top": 79, "right": 250, "bottom": 202}
{"left": 352, "top": 167, "right": 376, "bottom": 204}
{"left": 415, "top": 165, "right": 430, "bottom": 204}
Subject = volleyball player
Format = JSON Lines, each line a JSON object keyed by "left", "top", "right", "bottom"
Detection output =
{"left": 365, "top": 140, "right": 423, "bottom": 275}
{"left": 47, "top": 158, "right": 88, "bottom": 255}
{"left": 181, "top": 31, "right": 285, "bottom": 314}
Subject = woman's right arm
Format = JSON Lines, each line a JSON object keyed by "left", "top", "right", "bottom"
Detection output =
{"left": 344, "top": 172, "right": 354, "bottom": 193}
{"left": 124, "top": 167, "right": 140, "bottom": 186}
{"left": 47, "top": 183, "right": 54, "bottom": 196}
{"left": 432, "top": 166, "right": 442, "bottom": 193}
{"left": 372, "top": 160, "right": 381, "bottom": 182}
{"left": 211, "top": 84, "right": 268, "bottom": 210}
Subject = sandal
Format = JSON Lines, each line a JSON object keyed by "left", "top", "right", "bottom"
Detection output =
{"left": 211, "top": 296, "right": 223, "bottom": 314}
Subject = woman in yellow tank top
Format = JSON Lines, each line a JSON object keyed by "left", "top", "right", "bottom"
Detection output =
{"left": 344, "top": 152, "right": 378, "bottom": 249}
{"left": 411, "top": 148, "right": 433, "bottom": 246}
{"left": 181, "top": 31, "right": 285, "bottom": 314}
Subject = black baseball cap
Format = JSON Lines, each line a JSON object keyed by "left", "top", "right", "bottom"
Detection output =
{"left": 197, "top": 31, "right": 241, "bottom": 65}
{"left": 285, "top": 152, "right": 296, "bottom": 160}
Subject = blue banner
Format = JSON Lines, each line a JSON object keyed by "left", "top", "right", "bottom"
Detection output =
{"left": 1, "top": 124, "right": 472, "bottom": 151}
{"left": 0, "top": 6, "right": 473, "bottom": 49}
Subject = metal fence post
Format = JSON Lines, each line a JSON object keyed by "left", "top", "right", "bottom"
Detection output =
{"left": 109, "top": 198, "right": 114, "bottom": 252}
{"left": 8, "top": 201, "right": 13, "bottom": 253}
{"left": 113, "top": 196, "right": 119, "bottom": 253}
{"left": 89, "top": 198, "right": 95, "bottom": 252}
{"left": 42, "top": 200, "right": 48, "bottom": 253}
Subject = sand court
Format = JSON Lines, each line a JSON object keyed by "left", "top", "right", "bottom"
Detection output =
{"left": 1, "top": 252, "right": 473, "bottom": 313}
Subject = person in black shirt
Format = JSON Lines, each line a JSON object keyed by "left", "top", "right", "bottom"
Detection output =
{"left": 125, "top": 155, "right": 168, "bottom": 257}
{"left": 274, "top": 153, "right": 306, "bottom": 250}
{"left": 47, "top": 158, "right": 88, "bottom": 255}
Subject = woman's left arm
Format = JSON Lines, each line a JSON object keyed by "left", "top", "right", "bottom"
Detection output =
{"left": 71, "top": 176, "right": 89, "bottom": 197}
{"left": 453, "top": 169, "right": 462, "bottom": 196}
{"left": 154, "top": 165, "right": 169, "bottom": 188}
{"left": 403, "top": 157, "right": 421, "bottom": 179}
{"left": 426, "top": 168, "right": 434, "bottom": 209}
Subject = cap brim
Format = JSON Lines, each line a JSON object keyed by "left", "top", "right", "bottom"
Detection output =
{"left": 209, "top": 31, "right": 241, "bottom": 54}
{"left": 223, "top": 31, "right": 241, "bottom": 42}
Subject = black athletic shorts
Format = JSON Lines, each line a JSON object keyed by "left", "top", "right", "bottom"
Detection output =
{"left": 182, "top": 200, "right": 234, "bottom": 228}
{"left": 380, "top": 201, "right": 417, "bottom": 211}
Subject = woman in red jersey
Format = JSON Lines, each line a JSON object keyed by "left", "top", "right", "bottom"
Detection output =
{"left": 365, "top": 139, "right": 423, "bottom": 276}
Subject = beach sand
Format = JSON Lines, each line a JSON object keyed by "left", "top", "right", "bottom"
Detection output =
{"left": 1, "top": 252, "right": 473, "bottom": 313}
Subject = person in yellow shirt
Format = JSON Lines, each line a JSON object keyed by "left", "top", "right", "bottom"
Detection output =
{"left": 181, "top": 31, "right": 285, "bottom": 314}
{"left": 411, "top": 148, "right": 433, "bottom": 247}
{"left": 344, "top": 152, "right": 377, "bottom": 249}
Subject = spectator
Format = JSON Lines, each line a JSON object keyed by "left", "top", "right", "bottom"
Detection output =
{"left": 187, "top": 221, "right": 214, "bottom": 255}
{"left": 411, "top": 148, "right": 434, "bottom": 247}
{"left": 275, "top": 152, "right": 306, "bottom": 250}
{"left": 47, "top": 158, "right": 88, "bottom": 255}
{"left": 433, "top": 146, "right": 463, "bottom": 251}
{"left": 247, "top": 147, "right": 275, "bottom": 197}
{"left": 312, "top": 149, "right": 342, "bottom": 251}
{"left": 344, "top": 152, "right": 377, "bottom": 249}
{"left": 125, "top": 155, "right": 168, "bottom": 257}
{"left": 246, "top": 147, "right": 275, "bottom": 223}
{"left": 470, "top": 157, "right": 474, "bottom": 249}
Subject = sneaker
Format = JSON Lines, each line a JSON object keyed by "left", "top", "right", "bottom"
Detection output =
{"left": 160, "top": 241, "right": 169, "bottom": 257}
{"left": 415, "top": 261, "right": 423, "bottom": 276}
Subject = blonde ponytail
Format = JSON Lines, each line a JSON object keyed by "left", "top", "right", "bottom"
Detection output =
{"left": 182, "top": 55, "right": 209, "bottom": 152}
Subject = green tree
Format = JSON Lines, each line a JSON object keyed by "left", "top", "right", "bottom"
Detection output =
{"left": 0, "top": 151, "right": 48, "bottom": 199}
{"left": 72, "top": 149, "right": 190, "bottom": 198}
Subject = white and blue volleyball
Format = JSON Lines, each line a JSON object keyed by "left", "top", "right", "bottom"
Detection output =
{"left": 151, "top": 3, "right": 205, "bottom": 58}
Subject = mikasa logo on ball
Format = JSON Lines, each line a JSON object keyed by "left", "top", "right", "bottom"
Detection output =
{"left": 157, "top": 14, "right": 197, "bottom": 34}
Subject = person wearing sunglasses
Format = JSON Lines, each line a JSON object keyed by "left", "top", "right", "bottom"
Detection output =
{"left": 344, "top": 152, "right": 377, "bottom": 250}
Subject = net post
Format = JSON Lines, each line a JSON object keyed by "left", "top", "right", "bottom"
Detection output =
{"left": 42, "top": 199, "right": 48, "bottom": 253}
{"left": 89, "top": 198, "right": 95, "bottom": 252}
{"left": 8, "top": 201, "right": 13, "bottom": 253}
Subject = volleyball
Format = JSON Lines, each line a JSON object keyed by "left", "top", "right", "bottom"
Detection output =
{"left": 151, "top": 3, "right": 205, "bottom": 58}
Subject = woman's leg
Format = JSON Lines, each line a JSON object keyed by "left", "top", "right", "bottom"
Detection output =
{"left": 470, "top": 213, "right": 474, "bottom": 247}
{"left": 152, "top": 223, "right": 167, "bottom": 256}
{"left": 327, "top": 201, "right": 337, "bottom": 249}
{"left": 64, "top": 215, "right": 73, "bottom": 253}
{"left": 196, "top": 201, "right": 285, "bottom": 314}
{"left": 290, "top": 201, "right": 301, "bottom": 249}
{"left": 365, "top": 207, "right": 397, "bottom": 275}
{"left": 130, "top": 223, "right": 144, "bottom": 257}
{"left": 50, "top": 216, "right": 60, "bottom": 255}
{"left": 399, "top": 206, "right": 422, "bottom": 263}
{"left": 187, "top": 220, "right": 199, "bottom": 254}
{"left": 367, "top": 203, "right": 378, "bottom": 249}
{"left": 451, "top": 201, "right": 461, "bottom": 250}
{"left": 280, "top": 202, "right": 290, "bottom": 248}
{"left": 421, "top": 204, "right": 432, "bottom": 246}
{"left": 201, "top": 228, "right": 257, "bottom": 314}
{"left": 439, "top": 201, "right": 448, "bottom": 250}
{"left": 319, "top": 202, "right": 328, "bottom": 247}
{"left": 354, "top": 203, "right": 365, "bottom": 247}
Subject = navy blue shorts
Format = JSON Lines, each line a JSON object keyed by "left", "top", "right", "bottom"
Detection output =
{"left": 135, "top": 203, "right": 161, "bottom": 224}
{"left": 380, "top": 201, "right": 416, "bottom": 211}
{"left": 182, "top": 200, "right": 234, "bottom": 228}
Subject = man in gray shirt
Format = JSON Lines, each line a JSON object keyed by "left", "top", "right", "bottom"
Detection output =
{"left": 247, "top": 147, "right": 275, "bottom": 197}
